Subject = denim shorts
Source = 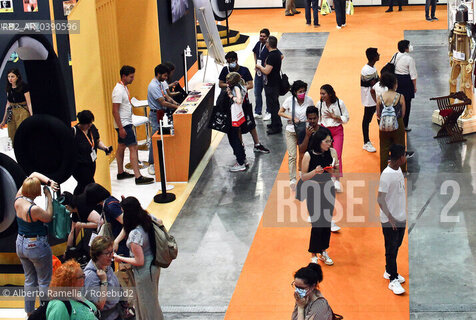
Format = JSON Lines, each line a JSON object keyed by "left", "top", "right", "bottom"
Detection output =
{"left": 116, "top": 124, "right": 137, "bottom": 146}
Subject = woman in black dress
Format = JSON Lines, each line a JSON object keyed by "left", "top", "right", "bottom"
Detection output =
{"left": 0, "top": 68, "right": 32, "bottom": 146}
{"left": 72, "top": 110, "right": 112, "bottom": 195}
{"left": 301, "top": 130, "right": 339, "bottom": 266}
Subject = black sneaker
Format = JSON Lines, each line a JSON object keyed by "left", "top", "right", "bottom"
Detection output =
{"left": 135, "top": 176, "right": 154, "bottom": 185}
{"left": 405, "top": 127, "right": 412, "bottom": 132}
{"left": 425, "top": 17, "right": 433, "bottom": 21}
{"left": 385, "top": 8, "right": 393, "bottom": 12}
{"left": 431, "top": 17, "right": 438, "bottom": 21}
{"left": 406, "top": 151, "right": 414, "bottom": 159}
{"left": 254, "top": 144, "right": 270, "bottom": 153}
{"left": 267, "top": 128, "right": 282, "bottom": 135}
{"left": 117, "top": 172, "right": 135, "bottom": 180}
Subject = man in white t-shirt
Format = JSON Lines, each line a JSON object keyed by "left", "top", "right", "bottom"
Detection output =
{"left": 361, "top": 48, "right": 380, "bottom": 153}
{"left": 112, "top": 65, "right": 153, "bottom": 185}
{"left": 377, "top": 144, "right": 407, "bottom": 295}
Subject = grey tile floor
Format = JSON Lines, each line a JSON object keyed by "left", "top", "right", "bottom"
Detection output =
{"left": 406, "top": 30, "right": 476, "bottom": 318}
{"left": 160, "top": 30, "right": 476, "bottom": 319}
{"left": 159, "top": 32, "right": 328, "bottom": 319}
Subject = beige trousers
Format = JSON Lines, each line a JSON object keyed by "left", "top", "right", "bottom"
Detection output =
{"left": 285, "top": 0, "right": 296, "bottom": 14}
{"left": 7, "top": 106, "right": 30, "bottom": 146}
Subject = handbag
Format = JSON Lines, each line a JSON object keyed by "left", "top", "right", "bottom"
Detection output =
{"left": 291, "top": 98, "right": 307, "bottom": 145}
{"left": 64, "top": 224, "right": 89, "bottom": 268}
{"left": 382, "top": 53, "right": 398, "bottom": 74}
{"left": 208, "top": 90, "right": 231, "bottom": 133}
{"left": 97, "top": 204, "right": 113, "bottom": 239}
{"left": 279, "top": 71, "right": 290, "bottom": 96}
{"left": 345, "top": 0, "right": 354, "bottom": 15}
{"left": 48, "top": 191, "right": 71, "bottom": 240}
{"left": 230, "top": 86, "right": 246, "bottom": 127}
{"left": 321, "top": 0, "right": 331, "bottom": 15}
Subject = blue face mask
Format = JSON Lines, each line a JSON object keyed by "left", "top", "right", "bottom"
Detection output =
{"left": 229, "top": 62, "right": 237, "bottom": 69}
{"left": 295, "top": 287, "right": 308, "bottom": 299}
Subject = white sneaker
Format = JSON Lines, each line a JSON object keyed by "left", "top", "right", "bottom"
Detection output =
{"left": 148, "top": 165, "right": 155, "bottom": 175}
{"left": 311, "top": 256, "right": 318, "bottom": 264}
{"left": 319, "top": 251, "right": 334, "bottom": 265}
{"left": 263, "top": 113, "right": 271, "bottom": 121}
{"left": 331, "top": 221, "right": 341, "bottom": 232}
{"left": 254, "top": 113, "right": 262, "bottom": 119}
{"left": 363, "top": 141, "right": 376, "bottom": 153}
{"left": 336, "top": 25, "right": 342, "bottom": 29}
{"left": 229, "top": 162, "right": 246, "bottom": 172}
{"left": 290, "top": 178, "right": 297, "bottom": 191}
{"left": 383, "top": 271, "right": 405, "bottom": 284}
{"left": 334, "top": 180, "right": 343, "bottom": 193}
{"left": 388, "top": 279, "right": 405, "bottom": 295}
{"left": 342, "top": 24, "right": 346, "bottom": 27}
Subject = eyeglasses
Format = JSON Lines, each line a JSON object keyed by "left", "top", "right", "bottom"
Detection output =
{"left": 323, "top": 139, "right": 333, "bottom": 144}
{"left": 102, "top": 250, "right": 114, "bottom": 256}
{"left": 291, "top": 280, "right": 308, "bottom": 290}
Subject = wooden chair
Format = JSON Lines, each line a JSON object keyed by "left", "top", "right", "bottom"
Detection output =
{"left": 430, "top": 91, "right": 469, "bottom": 143}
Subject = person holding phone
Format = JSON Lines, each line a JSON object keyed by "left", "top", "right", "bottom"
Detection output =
{"left": 300, "top": 130, "right": 339, "bottom": 266}
{"left": 291, "top": 263, "right": 335, "bottom": 320}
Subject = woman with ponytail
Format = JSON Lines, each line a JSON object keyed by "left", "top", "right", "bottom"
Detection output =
{"left": 278, "top": 80, "right": 315, "bottom": 190}
{"left": 292, "top": 263, "right": 339, "bottom": 320}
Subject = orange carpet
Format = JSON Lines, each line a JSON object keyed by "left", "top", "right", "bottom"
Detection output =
{"left": 225, "top": 6, "right": 446, "bottom": 319}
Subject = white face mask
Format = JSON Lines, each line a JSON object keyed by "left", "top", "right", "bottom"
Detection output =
{"left": 408, "top": 45, "right": 413, "bottom": 52}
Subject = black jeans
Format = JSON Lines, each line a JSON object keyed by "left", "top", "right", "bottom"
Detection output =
{"left": 425, "top": 0, "right": 436, "bottom": 18}
{"left": 402, "top": 96, "right": 412, "bottom": 129}
{"left": 264, "top": 85, "right": 282, "bottom": 130}
{"left": 362, "top": 106, "right": 376, "bottom": 144}
{"left": 305, "top": 0, "right": 319, "bottom": 25}
{"left": 382, "top": 221, "right": 406, "bottom": 281}
{"left": 334, "top": 0, "right": 346, "bottom": 26}
{"left": 72, "top": 161, "right": 96, "bottom": 195}
{"left": 227, "top": 126, "right": 246, "bottom": 165}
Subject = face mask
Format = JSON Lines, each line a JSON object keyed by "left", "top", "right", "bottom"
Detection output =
{"left": 408, "top": 45, "right": 413, "bottom": 52}
{"left": 295, "top": 287, "right": 308, "bottom": 299}
{"left": 229, "top": 62, "right": 237, "bottom": 69}
{"left": 297, "top": 93, "right": 306, "bottom": 100}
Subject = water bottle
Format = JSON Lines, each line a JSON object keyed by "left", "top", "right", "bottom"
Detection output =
{"left": 170, "top": 126, "right": 175, "bottom": 136}
{"left": 7, "top": 138, "right": 12, "bottom": 151}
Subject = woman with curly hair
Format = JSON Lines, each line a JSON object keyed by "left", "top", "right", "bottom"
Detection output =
{"left": 46, "top": 259, "right": 99, "bottom": 319}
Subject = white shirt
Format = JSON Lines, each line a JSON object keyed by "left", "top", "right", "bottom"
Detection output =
{"left": 282, "top": 96, "right": 314, "bottom": 132}
{"left": 361, "top": 64, "right": 378, "bottom": 107}
{"left": 161, "top": 80, "right": 169, "bottom": 90}
{"left": 373, "top": 81, "right": 388, "bottom": 100}
{"left": 318, "top": 99, "right": 349, "bottom": 128}
{"left": 394, "top": 52, "right": 417, "bottom": 80}
{"left": 379, "top": 166, "right": 406, "bottom": 223}
{"left": 112, "top": 83, "right": 132, "bottom": 128}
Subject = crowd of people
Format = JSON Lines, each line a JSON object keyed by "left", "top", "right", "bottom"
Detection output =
{"left": 14, "top": 170, "right": 164, "bottom": 319}
{"left": 6, "top": 23, "right": 419, "bottom": 318}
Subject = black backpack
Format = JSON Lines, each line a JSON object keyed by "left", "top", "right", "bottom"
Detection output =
{"left": 28, "top": 300, "right": 72, "bottom": 320}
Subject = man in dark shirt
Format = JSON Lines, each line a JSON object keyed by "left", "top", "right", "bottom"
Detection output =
{"left": 218, "top": 51, "right": 270, "bottom": 153}
{"left": 256, "top": 36, "right": 283, "bottom": 134}
{"left": 252, "top": 28, "right": 270, "bottom": 118}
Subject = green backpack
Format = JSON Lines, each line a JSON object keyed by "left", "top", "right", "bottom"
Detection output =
{"left": 48, "top": 193, "right": 71, "bottom": 240}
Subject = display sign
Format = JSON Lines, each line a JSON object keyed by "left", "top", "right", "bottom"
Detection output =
{"left": 23, "top": 0, "right": 38, "bottom": 12}
{"left": 0, "top": 0, "right": 13, "bottom": 13}
{"left": 63, "top": 0, "right": 77, "bottom": 16}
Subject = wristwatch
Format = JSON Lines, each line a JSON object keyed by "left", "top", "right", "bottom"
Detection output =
{"left": 100, "top": 281, "right": 108, "bottom": 286}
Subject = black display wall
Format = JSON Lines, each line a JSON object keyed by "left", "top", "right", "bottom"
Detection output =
{"left": 0, "top": 0, "right": 75, "bottom": 124}
{"left": 156, "top": 0, "right": 198, "bottom": 84}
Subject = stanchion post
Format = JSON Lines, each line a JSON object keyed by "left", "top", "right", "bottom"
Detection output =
{"left": 154, "top": 121, "right": 176, "bottom": 204}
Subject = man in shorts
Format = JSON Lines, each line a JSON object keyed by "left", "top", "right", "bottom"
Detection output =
{"left": 112, "top": 65, "right": 153, "bottom": 185}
